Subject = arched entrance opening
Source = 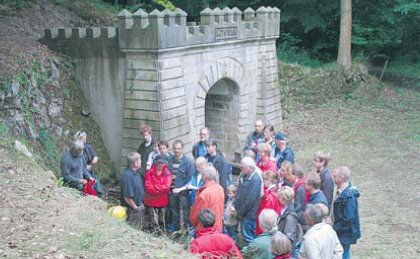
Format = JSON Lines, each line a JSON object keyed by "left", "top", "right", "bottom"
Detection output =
{"left": 205, "top": 78, "right": 240, "bottom": 156}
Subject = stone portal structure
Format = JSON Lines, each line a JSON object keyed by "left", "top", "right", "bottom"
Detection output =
{"left": 42, "top": 6, "right": 283, "bottom": 170}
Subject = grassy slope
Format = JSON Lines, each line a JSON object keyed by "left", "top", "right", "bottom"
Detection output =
{"left": 280, "top": 63, "right": 420, "bottom": 258}
{"left": 0, "top": 138, "right": 193, "bottom": 258}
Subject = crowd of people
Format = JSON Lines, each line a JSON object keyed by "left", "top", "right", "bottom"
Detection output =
{"left": 61, "top": 121, "right": 361, "bottom": 259}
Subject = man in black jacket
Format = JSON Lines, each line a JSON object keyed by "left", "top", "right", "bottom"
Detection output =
{"left": 205, "top": 139, "right": 231, "bottom": 199}
{"left": 234, "top": 157, "right": 262, "bottom": 245}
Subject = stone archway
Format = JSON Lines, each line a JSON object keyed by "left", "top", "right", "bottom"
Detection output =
{"left": 205, "top": 78, "right": 239, "bottom": 155}
{"left": 193, "top": 57, "right": 250, "bottom": 157}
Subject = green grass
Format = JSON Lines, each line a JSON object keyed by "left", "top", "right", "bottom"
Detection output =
{"left": 283, "top": 74, "right": 420, "bottom": 258}
{"left": 0, "top": 121, "right": 7, "bottom": 136}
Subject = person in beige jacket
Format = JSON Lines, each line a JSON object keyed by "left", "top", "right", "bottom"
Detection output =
{"left": 300, "top": 204, "right": 343, "bottom": 259}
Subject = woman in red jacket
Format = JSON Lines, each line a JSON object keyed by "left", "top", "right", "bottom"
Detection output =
{"left": 255, "top": 170, "right": 283, "bottom": 236}
{"left": 144, "top": 155, "right": 172, "bottom": 231}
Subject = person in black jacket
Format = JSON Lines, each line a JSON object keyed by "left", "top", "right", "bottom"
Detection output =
{"left": 205, "top": 139, "right": 231, "bottom": 199}
{"left": 332, "top": 166, "right": 361, "bottom": 259}
{"left": 277, "top": 186, "right": 302, "bottom": 259}
{"left": 137, "top": 124, "right": 155, "bottom": 178}
{"left": 234, "top": 157, "right": 262, "bottom": 245}
{"left": 313, "top": 151, "right": 334, "bottom": 210}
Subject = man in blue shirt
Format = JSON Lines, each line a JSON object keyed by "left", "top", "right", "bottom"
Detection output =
{"left": 168, "top": 140, "right": 195, "bottom": 232}
{"left": 121, "top": 152, "right": 145, "bottom": 228}
{"left": 192, "top": 127, "right": 210, "bottom": 158}
{"left": 305, "top": 172, "right": 328, "bottom": 207}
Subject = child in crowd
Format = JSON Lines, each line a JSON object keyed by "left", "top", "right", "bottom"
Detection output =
{"left": 146, "top": 141, "right": 160, "bottom": 170}
{"left": 223, "top": 184, "right": 239, "bottom": 242}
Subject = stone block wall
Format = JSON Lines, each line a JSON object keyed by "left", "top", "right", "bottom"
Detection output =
{"left": 42, "top": 6, "right": 283, "bottom": 171}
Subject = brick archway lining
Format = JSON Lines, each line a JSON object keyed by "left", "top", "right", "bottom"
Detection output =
{"left": 193, "top": 56, "right": 249, "bottom": 150}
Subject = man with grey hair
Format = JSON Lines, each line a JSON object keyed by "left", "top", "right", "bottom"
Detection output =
{"left": 242, "top": 208, "right": 278, "bottom": 259}
{"left": 61, "top": 140, "right": 94, "bottom": 191}
{"left": 192, "top": 127, "right": 210, "bottom": 158}
{"left": 300, "top": 204, "right": 343, "bottom": 259}
{"left": 332, "top": 166, "right": 361, "bottom": 259}
{"left": 190, "top": 165, "right": 225, "bottom": 233}
{"left": 120, "top": 152, "right": 145, "bottom": 227}
{"left": 234, "top": 156, "right": 262, "bottom": 244}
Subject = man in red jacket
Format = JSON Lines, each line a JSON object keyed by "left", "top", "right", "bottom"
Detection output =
{"left": 190, "top": 208, "right": 242, "bottom": 259}
{"left": 190, "top": 165, "right": 225, "bottom": 232}
{"left": 144, "top": 155, "right": 172, "bottom": 231}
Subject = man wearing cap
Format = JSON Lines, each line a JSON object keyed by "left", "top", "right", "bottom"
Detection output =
{"left": 274, "top": 132, "right": 295, "bottom": 169}
{"left": 143, "top": 155, "right": 172, "bottom": 231}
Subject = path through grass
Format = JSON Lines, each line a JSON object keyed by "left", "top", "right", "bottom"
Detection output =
{"left": 283, "top": 83, "right": 420, "bottom": 258}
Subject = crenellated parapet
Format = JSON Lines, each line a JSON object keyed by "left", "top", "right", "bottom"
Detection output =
{"left": 42, "top": 6, "right": 280, "bottom": 54}
{"left": 118, "top": 8, "right": 188, "bottom": 49}
{"left": 42, "top": 27, "right": 119, "bottom": 57}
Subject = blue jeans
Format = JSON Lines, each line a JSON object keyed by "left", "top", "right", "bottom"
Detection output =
{"left": 342, "top": 243, "right": 351, "bottom": 259}
{"left": 241, "top": 219, "right": 256, "bottom": 244}
{"left": 292, "top": 241, "right": 302, "bottom": 259}
{"left": 168, "top": 190, "right": 190, "bottom": 231}
{"left": 224, "top": 224, "right": 239, "bottom": 242}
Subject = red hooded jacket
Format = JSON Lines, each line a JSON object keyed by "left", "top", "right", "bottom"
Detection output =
{"left": 190, "top": 226, "right": 243, "bottom": 259}
{"left": 144, "top": 164, "right": 172, "bottom": 208}
{"left": 293, "top": 178, "right": 310, "bottom": 204}
{"left": 255, "top": 185, "right": 283, "bottom": 236}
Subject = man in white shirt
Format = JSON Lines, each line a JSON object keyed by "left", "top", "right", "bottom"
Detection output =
{"left": 300, "top": 204, "right": 343, "bottom": 259}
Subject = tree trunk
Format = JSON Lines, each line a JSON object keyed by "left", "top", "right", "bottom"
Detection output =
{"left": 337, "top": 0, "right": 352, "bottom": 70}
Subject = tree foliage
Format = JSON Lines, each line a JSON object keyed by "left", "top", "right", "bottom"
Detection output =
{"left": 106, "top": 0, "right": 419, "bottom": 64}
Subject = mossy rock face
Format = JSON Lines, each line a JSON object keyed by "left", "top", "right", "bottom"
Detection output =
{"left": 62, "top": 66, "right": 116, "bottom": 183}
{"left": 0, "top": 55, "right": 116, "bottom": 184}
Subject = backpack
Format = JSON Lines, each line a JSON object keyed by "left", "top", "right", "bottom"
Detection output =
{"left": 83, "top": 179, "right": 97, "bottom": 196}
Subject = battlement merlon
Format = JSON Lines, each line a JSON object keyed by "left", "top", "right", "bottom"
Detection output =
{"left": 42, "top": 27, "right": 119, "bottom": 57}
{"left": 42, "top": 6, "right": 280, "bottom": 52}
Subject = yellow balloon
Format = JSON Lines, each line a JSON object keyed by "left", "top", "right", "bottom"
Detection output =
{"left": 108, "top": 206, "right": 127, "bottom": 219}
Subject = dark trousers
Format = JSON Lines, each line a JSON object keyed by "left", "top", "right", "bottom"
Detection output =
{"left": 127, "top": 204, "right": 144, "bottom": 229}
{"left": 168, "top": 190, "right": 190, "bottom": 230}
{"left": 144, "top": 206, "right": 167, "bottom": 231}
